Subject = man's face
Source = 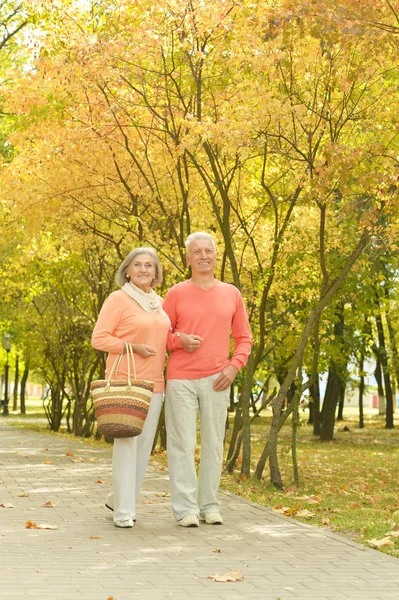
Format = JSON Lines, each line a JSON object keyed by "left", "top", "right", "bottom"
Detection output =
{"left": 186, "top": 239, "right": 216, "bottom": 275}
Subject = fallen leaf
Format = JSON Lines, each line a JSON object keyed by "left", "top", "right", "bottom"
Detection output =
{"left": 43, "top": 460, "right": 53, "bottom": 465}
{"left": 89, "top": 535, "right": 103, "bottom": 539}
{"left": 306, "top": 498, "right": 320, "bottom": 505}
{"left": 96, "top": 479, "right": 103, "bottom": 484}
{"left": 295, "top": 509, "right": 316, "bottom": 518}
{"left": 155, "top": 492, "right": 170, "bottom": 497}
{"left": 367, "top": 537, "right": 395, "bottom": 549}
{"left": 0, "top": 480, "right": 4, "bottom": 484}
{"left": 322, "top": 517, "right": 330, "bottom": 525}
{"left": 17, "top": 493, "right": 29, "bottom": 497}
{"left": 211, "top": 548, "right": 222, "bottom": 553}
{"left": 43, "top": 501, "right": 54, "bottom": 507}
{"left": 66, "top": 451, "right": 74, "bottom": 457}
{"left": 349, "top": 503, "right": 360, "bottom": 509}
{"left": 208, "top": 570, "right": 244, "bottom": 582}
{"left": 37, "top": 523, "right": 58, "bottom": 530}
{"left": 25, "top": 520, "right": 38, "bottom": 529}
{"left": 72, "top": 458, "right": 84, "bottom": 463}
{"left": 240, "top": 474, "right": 247, "bottom": 482}
{"left": 387, "top": 531, "right": 399, "bottom": 538}
{"left": 272, "top": 505, "right": 291, "bottom": 514}
{"left": 0, "top": 503, "right": 14, "bottom": 508}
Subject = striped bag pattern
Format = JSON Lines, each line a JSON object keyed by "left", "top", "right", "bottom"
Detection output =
{"left": 91, "top": 343, "right": 155, "bottom": 438}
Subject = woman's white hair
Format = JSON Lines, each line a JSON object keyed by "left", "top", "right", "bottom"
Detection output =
{"left": 185, "top": 232, "right": 216, "bottom": 254}
{"left": 115, "top": 247, "right": 163, "bottom": 288}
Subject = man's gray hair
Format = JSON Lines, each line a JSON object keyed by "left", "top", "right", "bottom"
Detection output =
{"left": 185, "top": 232, "right": 216, "bottom": 254}
{"left": 115, "top": 247, "right": 163, "bottom": 288}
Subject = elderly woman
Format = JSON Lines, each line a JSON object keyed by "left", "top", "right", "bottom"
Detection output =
{"left": 92, "top": 247, "right": 171, "bottom": 528}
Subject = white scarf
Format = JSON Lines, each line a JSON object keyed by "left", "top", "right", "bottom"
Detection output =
{"left": 122, "top": 282, "right": 171, "bottom": 326}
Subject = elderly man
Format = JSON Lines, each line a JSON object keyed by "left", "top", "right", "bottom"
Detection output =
{"left": 164, "top": 232, "right": 252, "bottom": 527}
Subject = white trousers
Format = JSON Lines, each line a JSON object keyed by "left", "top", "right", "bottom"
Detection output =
{"left": 106, "top": 392, "right": 163, "bottom": 522}
{"left": 165, "top": 374, "right": 230, "bottom": 521}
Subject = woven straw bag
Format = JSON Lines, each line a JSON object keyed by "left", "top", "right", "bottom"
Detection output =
{"left": 91, "top": 342, "right": 154, "bottom": 438}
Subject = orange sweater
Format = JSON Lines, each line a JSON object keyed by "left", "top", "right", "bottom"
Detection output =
{"left": 164, "top": 280, "right": 252, "bottom": 380}
{"left": 91, "top": 290, "right": 170, "bottom": 393}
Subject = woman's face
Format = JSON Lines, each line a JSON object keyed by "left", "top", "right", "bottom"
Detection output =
{"left": 127, "top": 253, "right": 156, "bottom": 292}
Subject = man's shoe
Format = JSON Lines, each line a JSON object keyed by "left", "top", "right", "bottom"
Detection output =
{"left": 202, "top": 512, "right": 223, "bottom": 525}
{"left": 178, "top": 514, "right": 199, "bottom": 527}
{"left": 114, "top": 519, "right": 134, "bottom": 528}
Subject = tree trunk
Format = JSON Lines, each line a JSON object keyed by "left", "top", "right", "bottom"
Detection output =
{"left": 375, "top": 307, "right": 394, "bottom": 429}
{"left": 20, "top": 363, "right": 29, "bottom": 415}
{"left": 268, "top": 227, "right": 371, "bottom": 486}
{"left": 310, "top": 374, "right": 321, "bottom": 436}
{"left": 336, "top": 380, "right": 346, "bottom": 421}
{"left": 374, "top": 357, "right": 385, "bottom": 415}
{"left": 384, "top": 285, "right": 399, "bottom": 410}
{"left": 320, "top": 304, "right": 345, "bottom": 441}
{"left": 240, "top": 355, "right": 256, "bottom": 477}
{"left": 13, "top": 354, "right": 19, "bottom": 412}
{"left": 358, "top": 351, "right": 365, "bottom": 429}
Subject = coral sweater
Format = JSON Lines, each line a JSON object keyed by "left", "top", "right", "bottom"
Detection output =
{"left": 164, "top": 280, "right": 252, "bottom": 380}
{"left": 91, "top": 290, "right": 170, "bottom": 393}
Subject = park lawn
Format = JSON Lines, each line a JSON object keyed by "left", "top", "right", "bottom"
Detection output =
{"left": 6, "top": 400, "right": 399, "bottom": 557}
{"left": 220, "top": 408, "right": 399, "bottom": 559}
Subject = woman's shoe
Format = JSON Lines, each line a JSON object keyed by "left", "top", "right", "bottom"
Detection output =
{"left": 114, "top": 519, "right": 134, "bottom": 528}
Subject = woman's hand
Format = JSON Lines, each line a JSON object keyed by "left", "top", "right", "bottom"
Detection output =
{"left": 131, "top": 344, "right": 157, "bottom": 358}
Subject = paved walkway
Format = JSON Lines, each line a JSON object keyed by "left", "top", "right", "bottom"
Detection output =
{"left": 0, "top": 422, "right": 398, "bottom": 600}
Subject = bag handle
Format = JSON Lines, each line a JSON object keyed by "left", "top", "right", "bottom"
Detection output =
{"left": 105, "top": 341, "right": 137, "bottom": 387}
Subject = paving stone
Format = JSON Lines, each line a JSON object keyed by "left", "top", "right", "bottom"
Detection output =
{"left": 0, "top": 422, "right": 398, "bottom": 600}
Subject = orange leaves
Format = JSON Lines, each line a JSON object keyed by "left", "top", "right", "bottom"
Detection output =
{"left": 25, "top": 520, "right": 37, "bottom": 529}
{"left": 25, "top": 521, "right": 58, "bottom": 530}
{"left": 43, "top": 501, "right": 54, "bottom": 508}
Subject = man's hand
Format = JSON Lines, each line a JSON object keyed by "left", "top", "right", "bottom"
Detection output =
{"left": 180, "top": 333, "right": 203, "bottom": 353}
{"left": 132, "top": 344, "right": 157, "bottom": 358}
{"left": 213, "top": 364, "right": 239, "bottom": 392}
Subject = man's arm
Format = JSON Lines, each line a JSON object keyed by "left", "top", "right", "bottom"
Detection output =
{"left": 164, "top": 287, "right": 202, "bottom": 353}
{"left": 213, "top": 290, "right": 252, "bottom": 391}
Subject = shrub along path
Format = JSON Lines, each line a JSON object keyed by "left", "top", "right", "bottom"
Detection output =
{"left": 0, "top": 421, "right": 398, "bottom": 600}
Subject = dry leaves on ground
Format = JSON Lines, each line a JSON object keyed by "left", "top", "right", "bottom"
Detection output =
{"left": 367, "top": 537, "right": 395, "bottom": 549}
{"left": 43, "top": 460, "right": 53, "bottom": 465}
{"left": 295, "top": 509, "right": 316, "bottom": 519}
{"left": 17, "top": 493, "right": 29, "bottom": 497}
{"left": 89, "top": 535, "right": 103, "bottom": 539}
{"left": 0, "top": 503, "right": 14, "bottom": 508}
{"left": 208, "top": 570, "right": 244, "bottom": 582}
{"left": 212, "top": 548, "right": 222, "bottom": 553}
{"left": 25, "top": 520, "right": 58, "bottom": 530}
{"left": 43, "top": 501, "right": 54, "bottom": 507}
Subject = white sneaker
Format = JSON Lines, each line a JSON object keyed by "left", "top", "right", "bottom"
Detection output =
{"left": 202, "top": 512, "right": 223, "bottom": 525}
{"left": 114, "top": 519, "right": 134, "bottom": 528}
{"left": 178, "top": 514, "right": 199, "bottom": 527}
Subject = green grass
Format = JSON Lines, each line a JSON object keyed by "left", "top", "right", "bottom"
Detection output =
{"left": 5, "top": 398, "right": 399, "bottom": 557}
{"left": 219, "top": 408, "right": 399, "bottom": 558}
